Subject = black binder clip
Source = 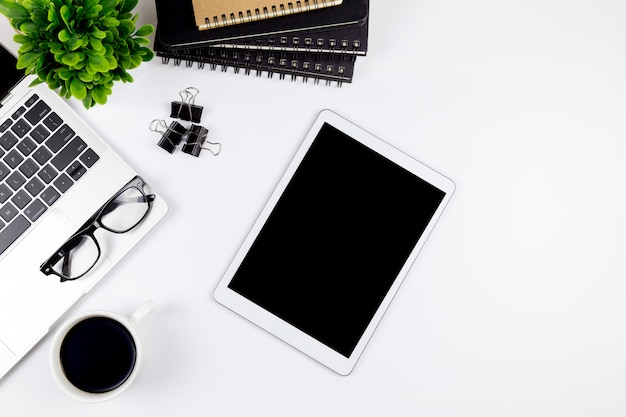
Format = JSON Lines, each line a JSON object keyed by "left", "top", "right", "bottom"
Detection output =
{"left": 149, "top": 119, "right": 187, "bottom": 153}
{"left": 170, "top": 87, "right": 203, "bottom": 123}
{"left": 181, "top": 124, "right": 222, "bottom": 157}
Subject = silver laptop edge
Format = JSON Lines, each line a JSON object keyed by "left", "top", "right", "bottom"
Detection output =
{"left": 0, "top": 43, "right": 168, "bottom": 380}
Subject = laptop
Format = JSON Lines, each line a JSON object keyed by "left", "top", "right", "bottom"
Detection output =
{"left": 0, "top": 42, "right": 168, "bottom": 379}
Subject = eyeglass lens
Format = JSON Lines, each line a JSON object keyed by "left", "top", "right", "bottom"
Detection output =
{"left": 49, "top": 234, "right": 100, "bottom": 279}
{"left": 100, "top": 187, "right": 151, "bottom": 233}
{"left": 48, "top": 186, "right": 151, "bottom": 280}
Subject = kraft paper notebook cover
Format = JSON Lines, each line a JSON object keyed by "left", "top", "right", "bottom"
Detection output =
{"left": 155, "top": 0, "right": 368, "bottom": 49}
{"left": 192, "top": 0, "right": 343, "bottom": 30}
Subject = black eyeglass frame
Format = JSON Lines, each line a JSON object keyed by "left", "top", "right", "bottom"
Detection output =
{"left": 40, "top": 176, "right": 155, "bottom": 282}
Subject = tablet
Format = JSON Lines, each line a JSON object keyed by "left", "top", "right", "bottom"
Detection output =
{"left": 214, "top": 109, "right": 455, "bottom": 375}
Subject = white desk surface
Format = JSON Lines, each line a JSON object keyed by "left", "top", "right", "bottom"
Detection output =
{"left": 2, "top": 1, "right": 626, "bottom": 415}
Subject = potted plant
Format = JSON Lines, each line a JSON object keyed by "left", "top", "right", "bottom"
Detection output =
{"left": 0, "top": 0, "right": 154, "bottom": 108}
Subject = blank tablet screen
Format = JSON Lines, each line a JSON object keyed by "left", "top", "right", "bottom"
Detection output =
{"left": 227, "top": 122, "right": 446, "bottom": 357}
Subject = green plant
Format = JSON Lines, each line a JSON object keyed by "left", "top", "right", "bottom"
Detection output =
{"left": 0, "top": 0, "right": 154, "bottom": 108}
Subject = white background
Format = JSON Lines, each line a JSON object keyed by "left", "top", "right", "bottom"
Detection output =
{"left": 2, "top": 1, "right": 626, "bottom": 415}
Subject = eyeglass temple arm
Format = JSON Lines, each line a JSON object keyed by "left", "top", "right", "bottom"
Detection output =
{"left": 40, "top": 227, "right": 94, "bottom": 276}
{"left": 99, "top": 194, "right": 155, "bottom": 217}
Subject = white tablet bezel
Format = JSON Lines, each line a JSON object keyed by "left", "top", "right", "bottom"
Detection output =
{"left": 214, "top": 109, "right": 455, "bottom": 375}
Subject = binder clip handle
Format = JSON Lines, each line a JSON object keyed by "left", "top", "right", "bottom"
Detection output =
{"left": 149, "top": 119, "right": 187, "bottom": 153}
{"left": 171, "top": 87, "right": 203, "bottom": 123}
{"left": 181, "top": 124, "right": 222, "bottom": 157}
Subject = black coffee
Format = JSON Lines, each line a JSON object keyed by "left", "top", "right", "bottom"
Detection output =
{"left": 60, "top": 317, "right": 137, "bottom": 393}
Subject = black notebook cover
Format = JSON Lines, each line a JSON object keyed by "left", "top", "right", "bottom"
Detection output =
{"left": 155, "top": 0, "right": 369, "bottom": 50}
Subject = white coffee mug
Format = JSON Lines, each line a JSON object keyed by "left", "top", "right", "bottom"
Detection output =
{"left": 50, "top": 300, "right": 155, "bottom": 402}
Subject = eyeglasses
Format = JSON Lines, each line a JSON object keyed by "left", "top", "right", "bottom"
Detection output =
{"left": 40, "top": 176, "right": 154, "bottom": 282}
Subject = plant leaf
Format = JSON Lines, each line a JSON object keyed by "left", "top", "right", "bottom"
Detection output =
{"left": 19, "top": 21, "right": 38, "bottom": 35}
{"left": 82, "top": 93, "right": 93, "bottom": 108}
{"left": 92, "top": 86, "right": 108, "bottom": 105}
{"left": 59, "top": 4, "right": 72, "bottom": 27}
{"left": 85, "top": 0, "right": 99, "bottom": 11}
{"left": 90, "top": 28, "right": 106, "bottom": 39}
{"left": 134, "top": 24, "right": 153, "bottom": 37}
{"left": 101, "top": 17, "right": 119, "bottom": 27}
{"left": 18, "top": 39, "right": 35, "bottom": 53}
{"left": 70, "top": 77, "right": 87, "bottom": 100}
{"left": 117, "top": 19, "right": 132, "bottom": 37}
{"left": 47, "top": 2, "right": 57, "bottom": 22}
{"left": 16, "top": 51, "right": 40, "bottom": 69}
{"left": 61, "top": 52, "right": 82, "bottom": 67}
{"left": 28, "top": 77, "right": 44, "bottom": 87}
{"left": 105, "top": 54, "right": 117, "bottom": 69}
{"left": 88, "top": 36, "right": 103, "bottom": 51}
{"left": 140, "top": 47, "right": 153, "bottom": 62}
{"left": 13, "top": 33, "right": 30, "bottom": 44}
{"left": 87, "top": 54, "right": 109, "bottom": 72}
{"left": 77, "top": 71, "right": 92, "bottom": 82}
{"left": 85, "top": 4, "right": 101, "bottom": 19}
{"left": 120, "top": 0, "right": 137, "bottom": 14}
{"left": 57, "top": 68, "right": 73, "bottom": 80}
{"left": 58, "top": 29, "right": 71, "bottom": 43}
{"left": 99, "top": 0, "right": 117, "bottom": 16}
{"left": 0, "top": 0, "right": 29, "bottom": 19}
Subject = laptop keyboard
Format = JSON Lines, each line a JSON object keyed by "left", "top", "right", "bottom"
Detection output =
{"left": 0, "top": 93, "right": 100, "bottom": 256}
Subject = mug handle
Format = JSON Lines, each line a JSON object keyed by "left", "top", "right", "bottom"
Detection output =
{"left": 130, "top": 299, "right": 156, "bottom": 325}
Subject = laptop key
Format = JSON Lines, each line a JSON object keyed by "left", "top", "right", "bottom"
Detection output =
{"left": 4, "top": 149, "right": 24, "bottom": 169}
{"left": 79, "top": 148, "right": 99, "bottom": 168}
{"left": 30, "top": 125, "right": 50, "bottom": 143}
{"left": 10, "top": 118, "right": 31, "bottom": 138}
{"left": 67, "top": 161, "right": 86, "bottom": 181}
{"left": 53, "top": 173, "right": 73, "bottom": 193}
{"left": 40, "top": 186, "right": 60, "bottom": 206}
{"left": 0, "top": 119, "right": 13, "bottom": 133}
{"left": 43, "top": 112, "right": 63, "bottom": 131}
{"left": 0, "top": 161, "right": 9, "bottom": 182}
{"left": 19, "top": 158, "right": 38, "bottom": 178}
{"left": 25, "top": 177, "right": 45, "bottom": 197}
{"left": 1, "top": 131, "right": 18, "bottom": 151}
{"left": 0, "top": 183, "right": 11, "bottom": 203}
{"left": 0, "top": 215, "right": 30, "bottom": 256}
{"left": 12, "top": 106, "right": 26, "bottom": 120}
{"left": 24, "top": 199, "right": 46, "bottom": 222}
{"left": 11, "top": 190, "right": 32, "bottom": 210}
{"left": 1, "top": 202, "right": 18, "bottom": 222}
{"left": 24, "top": 94, "right": 39, "bottom": 107}
{"left": 46, "top": 124, "right": 75, "bottom": 152}
{"left": 6, "top": 171, "right": 26, "bottom": 190}
{"left": 51, "top": 137, "right": 86, "bottom": 170}
{"left": 17, "top": 137, "right": 37, "bottom": 156}
{"left": 33, "top": 147, "right": 52, "bottom": 165}
{"left": 24, "top": 99, "right": 51, "bottom": 125}
{"left": 38, "top": 164, "right": 58, "bottom": 184}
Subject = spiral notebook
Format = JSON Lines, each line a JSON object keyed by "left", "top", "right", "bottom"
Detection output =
{"left": 192, "top": 0, "right": 344, "bottom": 30}
{"left": 156, "top": 0, "right": 368, "bottom": 49}
{"left": 154, "top": 0, "right": 368, "bottom": 85}
{"left": 154, "top": 33, "right": 355, "bottom": 86}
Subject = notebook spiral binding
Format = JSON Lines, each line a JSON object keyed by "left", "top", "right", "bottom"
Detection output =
{"left": 157, "top": 46, "right": 354, "bottom": 86}
{"left": 198, "top": 0, "right": 343, "bottom": 30}
{"left": 213, "top": 35, "right": 364, "bottom": 57}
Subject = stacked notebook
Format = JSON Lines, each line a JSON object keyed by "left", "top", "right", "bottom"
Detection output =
{"left": 153, "top": 0, "right": 370, "bottom": 85}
